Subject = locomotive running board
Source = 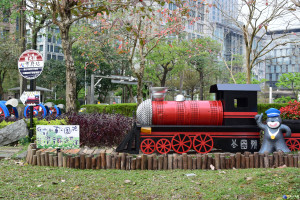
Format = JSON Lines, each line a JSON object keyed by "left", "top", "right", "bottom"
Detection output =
{"left": 116, "top": 123, "right": 140, "bottom": 154}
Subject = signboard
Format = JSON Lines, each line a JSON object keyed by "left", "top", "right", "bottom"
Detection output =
{"left": 18, "top": 49, "right": 44, "bottom": 79}
{"left": 36, "top": 125, "right": 80, "bottom": 149}
{"left": 20, "top": 91, "right": 40, "bottom": 106}
{"left": 111, "top": 79, "right": 138, "bottom": 85}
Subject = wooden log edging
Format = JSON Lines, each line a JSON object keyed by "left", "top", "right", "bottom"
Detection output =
{"left": 26, "top": 147, "right": 300, "bottom": 170}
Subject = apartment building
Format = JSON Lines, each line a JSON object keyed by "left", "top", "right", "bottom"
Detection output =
{"left": 26, "top": 26, "right": 64, "bottom": 61}
{"left": 262, "top": 28, "right": 300, "bottom": 88}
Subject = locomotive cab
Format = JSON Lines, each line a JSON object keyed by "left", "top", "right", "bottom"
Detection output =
{"left": 210, "top": 84, "right": 261, "bottom": 126}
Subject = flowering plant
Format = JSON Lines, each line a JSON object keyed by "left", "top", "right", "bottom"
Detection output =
{"left": 279, "top": 100, "right": 300, "bottom": 120}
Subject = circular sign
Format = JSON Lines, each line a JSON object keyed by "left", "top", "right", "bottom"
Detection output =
{"left": 18, "top": 49, "right": 44, "bottom": 79}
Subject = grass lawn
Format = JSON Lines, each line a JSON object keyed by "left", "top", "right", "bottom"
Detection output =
{"left": 0, "top": 159, "right": 299, "bottom": 200}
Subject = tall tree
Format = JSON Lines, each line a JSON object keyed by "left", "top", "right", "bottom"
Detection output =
{"left": 276, "top": 72, "right": 300, "bottom": 99}
{"left": 0, "top": 35, "right": 19, "bottom": 99}
{"left": 214, "top": 0, "right": 299, "bottom": 83}
{"left": 187, "top": 37, "right": 221, "bottom": 100}
{"left": 107, "top": 1, "right": 189, "bottom": 104}
{"left": 146, "top": 40, "right": 187, "bottom": 87}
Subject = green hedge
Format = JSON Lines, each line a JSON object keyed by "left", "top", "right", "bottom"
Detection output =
{"left": 81, "top": 103, "right": 137, "bottom": 117}
{"left": 257, "top": 103, "right": 287, "bottom": 114}
{"left": 257, "top": 103, "right": 288, "bottom": 120}
{"left": 81, "top": 103, "right": 289, "bottom": 119}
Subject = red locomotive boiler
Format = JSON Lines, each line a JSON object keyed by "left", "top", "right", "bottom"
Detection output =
{"left": 117, "top": 84, "right": 300, "bottom": 154}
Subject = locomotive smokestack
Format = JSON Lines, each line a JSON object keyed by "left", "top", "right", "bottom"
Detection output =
{"left": 150, "top": 87, "right": 168, "bottom": 101}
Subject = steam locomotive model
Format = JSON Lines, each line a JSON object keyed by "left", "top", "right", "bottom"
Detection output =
{"left": 117, "top": 84, "right": 300, "bottom": 154}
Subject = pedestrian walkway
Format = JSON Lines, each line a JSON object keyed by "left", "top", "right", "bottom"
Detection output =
{"left": 0, "top": 147, "right": 25, "bottom": 160}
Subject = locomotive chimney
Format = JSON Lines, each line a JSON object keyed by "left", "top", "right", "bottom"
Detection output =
{"left": 150, "top": 87, "right": 168, "bottom": 101}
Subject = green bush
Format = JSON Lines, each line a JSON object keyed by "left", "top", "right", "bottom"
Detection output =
{"left": 81, "top": 103, "right": 137, "bottom": 117}
{"left": 45, "top": 99, "right": 81, "bottom": 110}
{"left": 257, "top": 103, "right": 288, "bottom": 120}
{"left": 0, "top": 121, "right": 15, "bottom": 129}
{"left": 26, "top": 118, "right": 67, "bottom": 141}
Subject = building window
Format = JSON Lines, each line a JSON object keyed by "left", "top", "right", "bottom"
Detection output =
{"left": 188, "top": 20, "right": 194, "bottom": 30}
{"left": 50, "top": 45, "right": 53, "bottom": 52}
{"left": 37, "top": 35, "right": 42, "bottom": 43}
{"left": 272, "top": 74, "right": 276, "bottom": 81}
{"left": 52, "top": 55, "right": 56, "bottom": 60}
{"left": 57, "top": 38, "right": 62, "bottom": 44}
{"left": 54, "top": 46, "right": 59, "bottom": 53}
{"left": 197, "top": 24, "right": 203, "bottom": 33}
{"left": 276, "top": 66, "right": 281, "bottom": 73}
{"left": 47, "top": 54, "right": 51, "bottom": 60}
{"left": 39, "top": 45, "right": 43, "bottom": 52}
{"left": 169, "top": 3, "right": 177, "bottom": 10}
{"left": 47, "top": 45, "right": 50, "bottom": 52}
{"left": 48, "top": 36, "right": 51, "bottom": 42}
{"left": 58, "top": 56, "right": 64, "bottom": 61}
{"left": 53, "top": 36, "right": 56, "bottom": 43}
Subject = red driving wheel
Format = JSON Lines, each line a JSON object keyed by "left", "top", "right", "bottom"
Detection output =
{"left": 156, "top": 139, "right": 171, "bottom": 154}
{"left": 0, "top": 107, "right": 5, "bottom": 117}
{"left": 171, "top": 133, "right": 192, "bottom": 154}
{"left": 193, "top": 134, "right": 214, "bottom": 153}
{"left": 140, "top": 138, "right": 155, "bottom": 154}
{"left": 286, "top": 139, "right": 300, "bottom": 151}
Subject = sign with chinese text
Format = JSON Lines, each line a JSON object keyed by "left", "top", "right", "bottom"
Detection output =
{"left": 20, "top": 91, "right": 40, "bottom": 106}
{"left": 36, "top": 125, "right": 80, "bottom": 149}
{"left": 18, "top": 49, "right": 44, "bottom": 79}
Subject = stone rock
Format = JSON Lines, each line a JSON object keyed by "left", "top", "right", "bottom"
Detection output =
{"left": 0, "top": 119, "right": 29, "bottom": 146}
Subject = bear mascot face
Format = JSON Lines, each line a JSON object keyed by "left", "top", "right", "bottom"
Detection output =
{"left": 266, "top": 116, "right": 282, "bottom": 129}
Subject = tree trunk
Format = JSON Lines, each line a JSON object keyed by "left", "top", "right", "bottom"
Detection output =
{"left": 199, "top": 69, "right": 204, "bottom": 100}
{"left": 19, "top": 0, "right": 27, "bottom": 96}
{"left": 160, "top": 64, "right": 169, "bottom": 87}
{"left": 136, "top": 59, "right": 145, "bottom": 105}
{"left": 0, "top": 76, "right": 4, "bottom": 99}
{"left": 179, "top": 71, "right": 184, "bottom": 94}
{"left": 245, "top": 44, "right": 251, "bottom": 84}
{"left": 61, "top": 28, "right": 76, "bottom": 113}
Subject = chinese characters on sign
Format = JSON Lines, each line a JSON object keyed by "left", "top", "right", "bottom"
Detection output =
{"left": 36, "top": 125, "right": 80, "bottom": 149}
{"left": 18, "top": 49, "right": 44, "bottom": 79}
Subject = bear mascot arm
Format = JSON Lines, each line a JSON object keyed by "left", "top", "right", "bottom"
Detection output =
{"left": 255, "top": 113, "right": 266, "bottom": 129}
{"left": 280, "top": 124, "right": 292, "bottom": 137}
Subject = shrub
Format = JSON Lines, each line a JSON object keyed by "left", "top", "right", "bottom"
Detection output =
{"left": 0, "top": 120, "right": 15, "bottom": 129}
{"left": 279, "top": 100, "right": 300, "bottom": 120}
{"left": 81, "top": 103, "right": 137, "bottom": 117}
{"left": 66, "top": 113, "right": 134, "bottom": 147}
{"left": 257, "top": 103, "right": 288, "bottom": 120}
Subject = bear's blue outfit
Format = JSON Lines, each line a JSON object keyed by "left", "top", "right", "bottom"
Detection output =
{"left": 255, "top": 108, "right": 291, "bottom": 154}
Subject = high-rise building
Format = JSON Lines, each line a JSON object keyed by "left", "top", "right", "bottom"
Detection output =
{"left": 0, "top": 8, "right": 15, "bottom": 37}
{"left": 260, "top": 28, "right": 300, "bottom": 88}
{"left": 26, "top": 26, "right": 64, "bottom": 61}
{"left": 207, "top": 0, "right": 244, "bottom": 60}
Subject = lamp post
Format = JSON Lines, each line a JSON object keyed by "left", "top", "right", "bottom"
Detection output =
{"left": 85, "top": 62, "right": 88, "bottom": 105}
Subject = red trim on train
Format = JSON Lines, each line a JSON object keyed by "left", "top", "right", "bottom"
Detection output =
{"left": 223, "top": 112, "right": 257, "bottom": 118}
{"left": 141, "top": 132, "right": 260, "bottom": 136}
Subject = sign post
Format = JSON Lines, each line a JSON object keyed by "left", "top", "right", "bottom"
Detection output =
{"left": 18, "top": 49, "right": 44, "bottom": 140}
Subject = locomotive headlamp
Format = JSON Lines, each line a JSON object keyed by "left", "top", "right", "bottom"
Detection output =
{"left": 141, "top": 127, "right": 151, "bottom": 134}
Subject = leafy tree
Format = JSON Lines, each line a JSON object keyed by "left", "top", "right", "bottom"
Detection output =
{"left": 107, "top": 1, "right": 189, "bottom": 105}
{"left": 146, "top": 40, "right": 187, "bottom": 87}
{"left": 276, "top": 72, "right": 300, "bottom": 99}
{"left": 0, "top": 35, "right": 19, "bottom": 99}
{"left": 182, "top": 68, "right": 199, "bottom": 100}
{"left": 274, "top": 96, "right": 293, "bottom": 103}
{"left": 229, "top": 72, "right": 267, "bottom": 85}
{"left": 187, "top": 37, "right": 221, "bottom": 100}
{"left": 214, "top": 0, "right": 299, "bottom": 83}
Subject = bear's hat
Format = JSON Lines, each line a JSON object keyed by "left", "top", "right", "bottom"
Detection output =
{"left": 265, "top": 108, "right": 281, "bottom": 118}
